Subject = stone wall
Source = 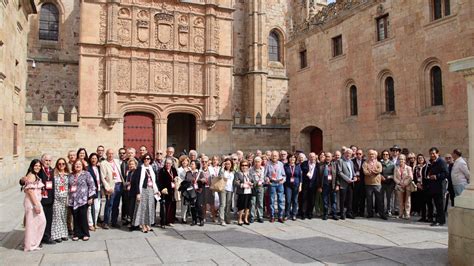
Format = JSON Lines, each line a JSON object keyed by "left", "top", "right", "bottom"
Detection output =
{"left": 287, "top": 0, "right": 473, "bottom": 155}
{"left": 0, "top": 0, "right": 37, "bottom": 191}
{"left": 231, "top": 126, "right": 291, "bottom": 154}
{"left": 26, "top": 0, "right": 80, "bottom": 121}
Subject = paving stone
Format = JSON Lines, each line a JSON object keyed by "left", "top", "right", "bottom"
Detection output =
{"left": 106, "top": 238, "right": 161, "bottom": 264}
{"left": 370, "top": 241, "right": 449, "bottom": 265}
{"left": 37, "top": 239, "right": 106, "bottom": 254}
{"left": 320, "top": 251, "right": 379, "bottom": 264}
{"left": 40, "top": 251, "right": 109, "bottom": 266}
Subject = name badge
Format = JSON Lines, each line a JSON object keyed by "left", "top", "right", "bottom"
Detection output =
{"left": 70, "top": 185, "right": 77, "bottom": 193}
{"left": 307, "top": 172, "right": 312, "bottom": 177}
{"left": 113, "top": 172, "right": 118, "bottom": 177}
{"left": 258, "top": 180, "right": 263, "bottom": 186}
{"left": 243, "top": 183, "right": 250, "bottom": 189}
{"left": 59, "top": 185, "right": 65, "bottom": 192}
{"left": 271, "top": 172, "right": 277, "bottom": 180}
{"left": 328, "top": 174, "right": 332, "bottom": 181}
{"left": 147, "top": 180, "right": 153, "bottom": 187}
{"left": 194, "top": 184, "right": 198, "bottom": 189}
{"left": 205, "top": 184, "right": 210, "bottom": 188}
{"left": 290, "top": 177, "right": 295, "bottom": 183}
{"left": 46, "top": 181, "right": 53, "bottom": 190}
{"left": 171, "top": 183, "right": 176, "bottom": 189}
{"left": 42, "top": 190, "right": 48, "bottom": 198}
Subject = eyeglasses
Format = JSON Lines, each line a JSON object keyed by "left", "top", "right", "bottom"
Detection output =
{"left": 241, "top": 164, "right": 249, "bottom": 167}
{"left": 58, "top": 163, "right": 65, "bottom": 166}
{"left": 383, "top": 153, "right": 389, "bottom": 156}
{"left": 157, "top": 152, "right": 163, "bottom": 155}
{"left": 408, "top": 157, "right": 415, "bottom": 159}
{"left": 356, "top": 153, "right": 362, "bottom": 155}
{"left": 144, "top": 158, "right": 151, "bottom": 160}
{"left": 119, "top": 152, "right": 126, "bottom": 155}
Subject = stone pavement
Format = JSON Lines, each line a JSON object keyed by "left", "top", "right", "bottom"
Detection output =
{"left": 0, "top": 185, "right": 449, "bottom": 265}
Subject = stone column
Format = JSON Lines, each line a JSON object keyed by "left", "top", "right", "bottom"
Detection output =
{"left": 246, "top": 0, "right": 268, "bottom": 124}
{"left": 156, "top": 118, "right": 167, "bottom": 152}
{"left": 447, "top": 56, "right": 474, "bottom": 265}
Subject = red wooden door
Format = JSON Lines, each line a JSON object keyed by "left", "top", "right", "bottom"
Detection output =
{"left": 123, "top": 112, "right": 155, "bottom": 156}
{"left": 310, "top": 127, "right": 323, "bottom": 154}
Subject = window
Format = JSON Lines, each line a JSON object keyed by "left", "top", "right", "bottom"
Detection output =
{"left": 13, "top": 123, "right": 18, "bottom": 155}
{"left": 39, "top": 4, "right": 59, "bottom": 41}
{"left": 385, "top": 77, "right": 395, "bottom": 112}
{"left": 376, "top": 15, "right": 389, "bottom": 41}
{"left": 268, "top": 31, "right": 281, "bottom": 62}
{"left": 300, "top": 49, "right": 307, "bottom": 69}
{"left": 430, "top": 66, "right": 443, "bottom": 106}
{"left": 332, "top": 35, "right": 343, "bottom": 57}
{"left": 350, "top": 85, "right": 358, "bottom": 116}
{"left": 433, "top": 0, "right": 450, "bottom": 20}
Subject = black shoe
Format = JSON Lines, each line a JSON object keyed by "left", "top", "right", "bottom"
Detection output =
{"left": 301, "top": 217, "right": 306, "bottom": 220}
{"left": 42, "top": 239, "right": 56, "bottom": 245}
{"left": 380, "top": 215, "right": 388, "bottom": 220}
{"left": 61, "top": 237, "right": 69, "bottom": 241}
{"left": 54, "top": 239, "right": 62, "bottom": 243}
{"left": 258, "top": 219, "right": 264, "bottom": 223}
{"left": 307, "top": 216, "right": 312, "bottom": 220}
{"left": 181, "top": 219, "right": 187, "bottom": 224}
{"left": 340, "top": 215, "right": 346, "bottom": 220}
{"left": 291, "top": 216, "right": 296, "bottom": 221}
{"left": 278, "top": 218, "right": 284, "bottom": 223}
{"left": 418, "top": 218, "right": 428, "bottom": 223}
{"left": 111, "top": 224, "right": 121, "bottom": 228}
{"left": 244, "top": 221, "right": 250, "bottom": 225}
{"left": 332, "top": 215, "right": 339, "bottom": 221}
{"left": 346, "top": 214, "right": 355, "bottom": 219}
{"left": 199, "top": 220, "right": 204, "bottom": 226}
{"left": 249, "top": 218, "right": 254, "bottom": 223}
{"left": 322, "top": 215, "right": 328, "bottom": 220}
{"left": 367, "top": 215, "right": 374, "bottom": 218}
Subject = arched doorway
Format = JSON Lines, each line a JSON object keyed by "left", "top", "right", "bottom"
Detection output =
{"left": 300, "top": 126, "right": 323, "bottom": 154}
{"left": 167, "top": 113, "right": 196, "bottom": 155}
{"left": 123, "top": 112, "right": 155, "bottom": 156}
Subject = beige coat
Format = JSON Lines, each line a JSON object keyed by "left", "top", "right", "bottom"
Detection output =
{"left": 362, "top": 161, "right": 382, "bottom": 185}
{"left": 100, "top": 159, "right": 124, "bottom": 194}
{"left": 394, "top": 165, "right": 413, "bottom": 187}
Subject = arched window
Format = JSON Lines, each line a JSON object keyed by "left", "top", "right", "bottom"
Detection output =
{"left": 385, "top": 77, "right": 395, "bottom": 112}
{"left": 268, "top": 31, "right": 281, "bottom": 62}
{"left": 430, "top": 66, "right": 443, "bottom": 106}
{"left": 350, "top": 85, "right": 358, "bottom": 116}
{"left": 39, "top": 3, "right": 59, "bottom": 41}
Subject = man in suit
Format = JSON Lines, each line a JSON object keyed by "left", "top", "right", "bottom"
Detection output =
{"left": 337, "top": 148, "right": 355, "bottom": 219}
{"left": 100, "top": 148, "right": 124, "bottom": 229}
{"left": 300, "top": 152, "right": 319, "bottom": 219}
{"left": 426, "top": 147, "right": 449, "bottom": 226}
{"left": 352, "top": 149, "right": 366, "bottom": 217}
{"left": 317, "top": 152, "right": 339, "bottom": 220}
{"left": 39, "top": 154, "right": 56, "bottom": 244}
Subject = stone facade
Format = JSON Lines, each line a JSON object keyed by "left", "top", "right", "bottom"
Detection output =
{"left": 0, "top": 0, "right": 37, "bottom": 190}
{"left": 288, "top": 0, "right": 473, "bottom": 155}
{"left": 23, "top": 0, "right": 295, "bottom": 159}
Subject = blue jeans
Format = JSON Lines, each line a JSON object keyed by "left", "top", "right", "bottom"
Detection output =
{"left": 453, "top": 184, "right": 466, "bottom": 196}
{"left": 269, "top": 183, "right": 284, "bottom": 218}
{"left": 104, "top": 183, "right": 123, "bottom": 225}
{"left": 322, "top": 184, "right": 337, "bottom": 216}
{"left": 285, "top": 185, "right": 299, "bottom": 218}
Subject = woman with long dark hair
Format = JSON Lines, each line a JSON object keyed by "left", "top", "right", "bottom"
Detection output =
{"left": 415, "top": 154, "right": 433, "bottom": 223}
{"left": 51, "top": 158, "right": 70, "bottom": 242}
{"left": 76, "top": 148, "right": 89, "bottom": 167}
{"left": 87, "top": 153, "right": 102, "bottom": 231}
{"left": 69, "top": 160, "right": 96, "bottom": 241}
{"left": 23, "top": 159, "right": 47, "bottom": 251}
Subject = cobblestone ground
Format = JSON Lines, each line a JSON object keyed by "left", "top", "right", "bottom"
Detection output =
{"left": 0, "top": 186, "right": 449, "bottom": 265}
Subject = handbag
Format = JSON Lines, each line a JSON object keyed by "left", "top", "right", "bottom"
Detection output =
{"left": 210, "top": 176, "right": 226, "bottom": 192}
{"left": 408, "top": 181, "right": 417, "bottom": 192}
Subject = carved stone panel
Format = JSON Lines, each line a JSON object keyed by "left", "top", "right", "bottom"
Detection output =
{"left": 135, "top": 60, "right": 149, "bottom": 92}
{"left": 118, "top": 19, "right": 132, "bottom": 46}
{"left": 178, "top": 14, "right": 189, "bottom": 51}
{"left": 193, "top": 16, "right": 205, "bottom": 53}
{"left": 136, "top": 10, "right": 150, "bottom": 48}
{"left": 193, "top": 64, "right": 203, "bottom": 94}
{"left": 176, "top": 63, "right": 188, "bottom": 94}
{"left": 153, "top": 61, "right": 172, "bottom": 93}
{"left": 117, "top": 59, "right": 131, "bottom": 92}
{"left": 98, "top": 58, "right": 105, "bottom": 116}
{"left": 154, "top": 12, "right": 174, "bottom": 50}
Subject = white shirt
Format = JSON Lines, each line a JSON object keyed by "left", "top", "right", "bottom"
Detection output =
{"left": 209, "top": 166, "right": 221, "bottom": 178}
{"left": 224, "top": 170, "right": 234, "bottom": 192}
{"left": 452, "top": 157, "right": 470, "bottom": 186}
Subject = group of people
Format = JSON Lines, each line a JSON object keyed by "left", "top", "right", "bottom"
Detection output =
{"left": 20, "top": 144, "right": 470, "bottom": 252}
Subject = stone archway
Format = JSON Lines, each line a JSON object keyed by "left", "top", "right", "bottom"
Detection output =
{"left": 300, "top": 126, "right": 323, "bottom": 154}
{"left": 167, "top": 113, "right": 196, "bottom": 155}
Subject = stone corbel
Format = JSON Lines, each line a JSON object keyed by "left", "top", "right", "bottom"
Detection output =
{"left": 104, "top": 114, "right": 121, "bottom": 129}
{"left": 204, "top": 119, "right": 216, "bottom": 130}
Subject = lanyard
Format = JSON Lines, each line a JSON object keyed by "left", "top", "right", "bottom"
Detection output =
{"left": 290, "top": 165, "right": 295, "bottom": 178}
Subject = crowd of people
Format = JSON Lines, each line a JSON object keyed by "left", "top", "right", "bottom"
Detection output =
{"left": 20, "top": 144, "right": 470, "bottom": 252}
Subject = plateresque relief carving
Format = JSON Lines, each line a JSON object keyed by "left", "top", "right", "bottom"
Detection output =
{"left": 155, "top": 11, "right": 174, "bottom": 50}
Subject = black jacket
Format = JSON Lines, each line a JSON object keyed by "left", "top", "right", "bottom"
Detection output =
{"left": 40, "top": 166, "right": 55, "bottom": 205}
{"left": 426, "top": 157, "right": 449, "bottom": 194}
{"left": 300, "top": 161, "right": 319, "bottom": 189}
{"left": 87, "top": 165, "right": 101, "bottom": 198}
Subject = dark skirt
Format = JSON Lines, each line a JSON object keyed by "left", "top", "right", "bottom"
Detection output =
{"left": 237, "top": 194, "right": 252, "bottom": 211}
